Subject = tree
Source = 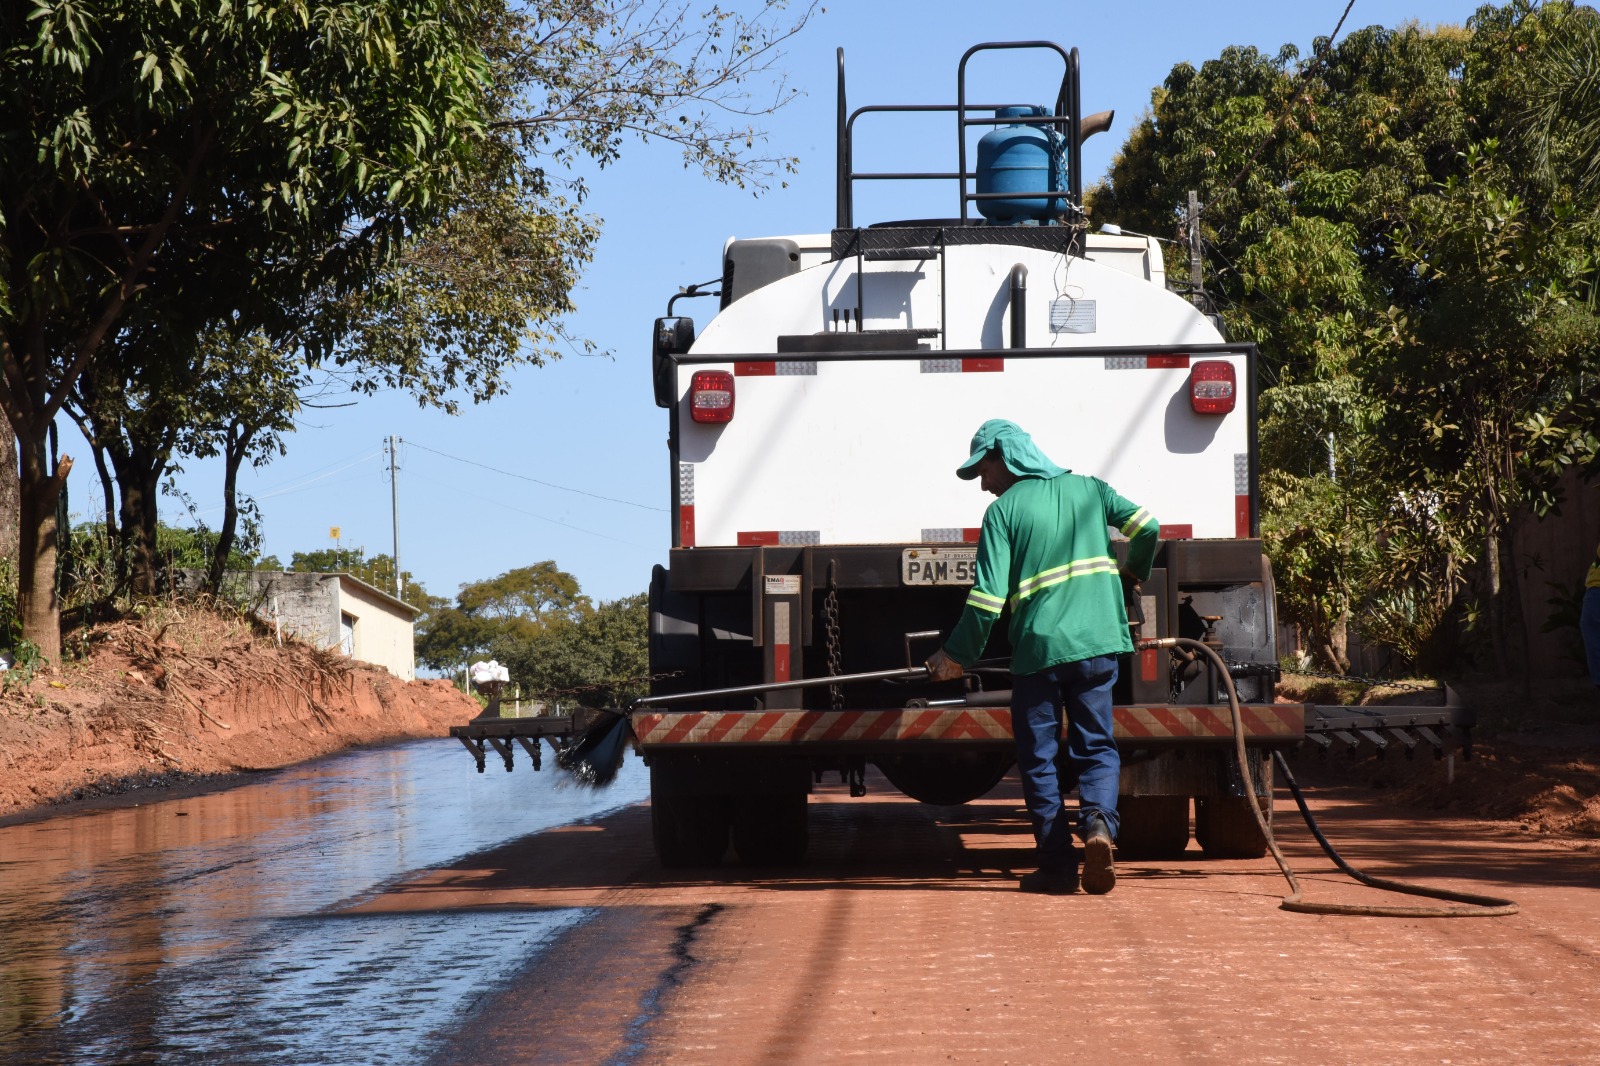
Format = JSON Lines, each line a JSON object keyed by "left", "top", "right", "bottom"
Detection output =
{"left": 178, "top": 332, "right": 306, "bottom": 594}
{"left": 415, "top": 561, "right": 588, "bottom": 671}
{"left": 500, "top": 593, "right": 650, "bottom": 706}
{"left": 1092, "top": 2, "right": 1600, "bottom": 674}
{"left": 1, "top": 0, "right": 501, "bottom": 662}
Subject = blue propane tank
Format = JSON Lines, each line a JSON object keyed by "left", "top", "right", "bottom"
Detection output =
{"left": 975, "top": 105, "right": 1068, "bottom": 223}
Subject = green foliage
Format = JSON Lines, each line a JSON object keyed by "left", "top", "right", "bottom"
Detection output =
{"left": 499, "top": 593, "right": 650, "bottom": 706}
{"left": 1, "top": 0, "right": 814, "bottom": 655}
{"left": 0, "top": 556, "right": 18, "bottom": 648}
{"left": 414, "top": 561, "right": 587, "bottom": 671}
{"left": 1096, "top": 1, "right": 1600, "bottom": 674}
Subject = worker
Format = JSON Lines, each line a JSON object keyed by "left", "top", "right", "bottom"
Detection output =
{"left": 1583, "top": 538, "right": 1600, "bottom": 689}
{"left": 926, "top": 420, "right": 1158, "bottom": 895}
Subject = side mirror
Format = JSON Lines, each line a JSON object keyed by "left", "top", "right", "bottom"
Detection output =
{"left": 652, "top": 317, "right": 695, "bottom": 408}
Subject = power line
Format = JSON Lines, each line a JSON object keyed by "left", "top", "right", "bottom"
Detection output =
{"left": 404, "top": 440, "right": 666, "bottom": 512}
{"left": 253, "top": 451, "right": 384, "bottom": 501}
{"left": 407, "top": 470, "right": 659, "bottom": 549}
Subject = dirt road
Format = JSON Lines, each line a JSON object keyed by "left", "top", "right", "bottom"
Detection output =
{"left": 351, "top": 766, "right": 1600, "bottom": 1065}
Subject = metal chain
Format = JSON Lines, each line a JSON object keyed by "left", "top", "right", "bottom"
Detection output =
{"left": 824, "top": 568, "right": 843, "bottom": 711}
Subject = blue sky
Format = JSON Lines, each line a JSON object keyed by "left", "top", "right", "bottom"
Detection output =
{"left": 91, "top": 0, "right": 1487, "bottom": 606}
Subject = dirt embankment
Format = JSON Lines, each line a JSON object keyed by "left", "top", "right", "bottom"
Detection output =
{"left": 1278, "top": 672, "right": 1600, "bottom": 842}
{"left": 0, "top": 605, "right": 480, "bottom": 820}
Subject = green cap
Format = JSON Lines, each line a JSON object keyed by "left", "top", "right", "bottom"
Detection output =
{"left": 955, "top": 419, "right": 1067, "bottom": 480}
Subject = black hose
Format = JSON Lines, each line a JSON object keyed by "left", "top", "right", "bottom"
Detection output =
{"left": 1146, "top": 636, "right": 1518, "bottom": 918}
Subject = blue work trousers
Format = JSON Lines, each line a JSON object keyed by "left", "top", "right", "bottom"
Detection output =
{"left": 1010, "top": 655, "right": 1121, "bottom": 872}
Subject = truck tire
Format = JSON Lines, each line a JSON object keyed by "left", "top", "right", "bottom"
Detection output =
{"left": 731, "top": 792, "right": 809, "bottom": 866}
{"left": 652, "top": 793, "right": 731, "bottom": 868}
{"left": 1113, "top": 795, "right": 1190, "bottom": 859}
{"left": 874, "top": 751, "right": 1015, "bottom": 806}
{"left": 1194, "top": 789, "right": 1273, "bottom": 859}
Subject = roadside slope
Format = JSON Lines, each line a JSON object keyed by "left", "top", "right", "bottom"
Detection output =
{"left": 0, "top": 605, "right": 479, "bottom": 819}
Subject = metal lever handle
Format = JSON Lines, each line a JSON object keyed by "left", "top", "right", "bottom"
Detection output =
{"left": 903, "top": 629, "right": 944, "bottom": 669}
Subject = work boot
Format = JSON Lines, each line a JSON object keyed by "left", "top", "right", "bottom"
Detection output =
{"left": 1019, "top": 866, "right": 1079, "bottom": 894}
{"left": 1081, "top": 814, "right": 1116, "bottom": 895}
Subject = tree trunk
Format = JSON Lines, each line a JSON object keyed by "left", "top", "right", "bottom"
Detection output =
{"left": 206, "top": 424, "right": 249, "bottom": 593}
{"left": 16, "top": 443, "right": 72, "bottom": 663}
{"left": 111, "top": 437, "right": 169, "bottom": 599}
{"left": 0, "top": 417, "right": 17, "bottom": 570}
{"left": 1485, "top": 526, "right": 1508, "bottom": 676}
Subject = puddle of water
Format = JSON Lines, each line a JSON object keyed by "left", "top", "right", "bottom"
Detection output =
{"left": 0, "top": 740, "right": 648, "bottom": 1064}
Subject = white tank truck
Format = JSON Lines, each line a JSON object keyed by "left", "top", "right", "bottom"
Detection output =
{"left": 453, "top": 41, "right": 1472, "bottom": 869}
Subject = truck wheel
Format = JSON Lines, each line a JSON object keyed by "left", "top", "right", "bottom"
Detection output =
{"left": 1194, "top": 792, "right": 1272, "bottom": 859}
{"left": 731, "top": 792, "right": 809, "bottom": 866}
{"left": 1113, "top": 795, "right": 1190, "bottom": 859}
{"left": 652, "top": 793, "right": 731, "bottom": 868}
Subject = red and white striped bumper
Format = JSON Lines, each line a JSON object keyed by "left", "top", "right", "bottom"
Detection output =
{"left": 632, "top": 704, "right": 1306, "bottom": 749}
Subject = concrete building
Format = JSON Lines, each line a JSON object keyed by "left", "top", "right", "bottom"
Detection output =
{"left": 188, "top": 571, "right": 421, "bottom": 680}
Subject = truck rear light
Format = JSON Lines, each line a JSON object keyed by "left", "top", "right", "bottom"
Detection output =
{"left": 1189, "top": 360, "right": 1236, "bottom": 415}
{"left": 689, "top": 370, "right": 735, "bottom": 423}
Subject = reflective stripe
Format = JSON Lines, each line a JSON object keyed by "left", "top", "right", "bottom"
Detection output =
{"left": 1120, "top": 508, "right": 1154, "bottom": 537}
{"left": 966, "top": 589, "right": 1005, "bottom": 614}
{"left": 1012, "top": 556, "right": 1117, "bottom": 604}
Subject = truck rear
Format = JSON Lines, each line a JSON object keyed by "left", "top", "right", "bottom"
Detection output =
{"left": 639, "top": 42, "right": 1291, "bottom": 867}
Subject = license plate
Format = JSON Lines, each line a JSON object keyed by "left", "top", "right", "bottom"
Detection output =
{"left": 901, "top": 547, "right": 977, "bottom": 586}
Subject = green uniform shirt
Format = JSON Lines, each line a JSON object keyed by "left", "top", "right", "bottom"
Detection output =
{"left": 945, "top": 473, "right": 1158, "bottom": 675}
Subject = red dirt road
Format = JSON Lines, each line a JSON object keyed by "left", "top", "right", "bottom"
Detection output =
{"left": 351, "top": 767, "right": 1600, "bottom": 1065}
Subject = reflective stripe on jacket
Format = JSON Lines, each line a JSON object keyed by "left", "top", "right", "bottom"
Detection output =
{"left": 945, "top": 473, "right": 1157, "bottom": 675}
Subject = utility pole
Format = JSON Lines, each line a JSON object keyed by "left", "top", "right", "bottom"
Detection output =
{"left": 1187, "top": 190, "right": 1204, "bottom": 306}
{"left": 386, "top": 435, "right": 403, "bottom": 597}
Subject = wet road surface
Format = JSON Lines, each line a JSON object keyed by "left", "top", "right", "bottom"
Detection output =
{"left": 0, "top": 740, "right": 647, "bottom": 1065}
{"left": 5, "top": 746, "right": 1599, "bottom": 1064}
{"left": 347, "top": 765, "right": 1600, "bottom": 1065}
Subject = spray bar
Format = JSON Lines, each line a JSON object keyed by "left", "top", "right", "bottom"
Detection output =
{"left": 627, "top": 666, "right": 930, "bottom": 710}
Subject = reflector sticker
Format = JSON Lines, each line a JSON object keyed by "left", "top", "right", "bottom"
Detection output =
{"left": 679, "top": 504, "right": 696, "bottom": 547}
{"left": 737, "top": 530, "right": 821, "bottom": 546}
{"left": 920, "top": 359, "right": 1005, "bottom": 373}
{"left": 1158, "top": 524, "right": 1193, "bottom": 540}
{"left": 916, "top": 529, "right": 980, "bottom": 544}
{"left": 1104, "top": 354, "right": 1191, "bottom": 369}
{"left": 1234, "top": 453, "right": 1249, "bottom": 495}
{"left": 1236, "top": 496, "right": 1252, "bottom": 538}
{"left": 1050, "top": 298, "right": 1097, "bottom": 333}
{"left": 632, "top": 704, "right": 1304, "bottom": 747}
{"left": 733, "top": 360, "right": 819, "bottom": 376}
{"left": 678, "top": 462, "right": 695, "bottom": 505}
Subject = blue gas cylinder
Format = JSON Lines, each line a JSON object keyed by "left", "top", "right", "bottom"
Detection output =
{"left": 975, "top": 105, "right": 1067, "bottom": 223}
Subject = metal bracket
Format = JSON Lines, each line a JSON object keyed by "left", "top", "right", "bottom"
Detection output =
{"left": 487, "top": 736, "right": 515, "bottom": 772}
{"left": 516, "top": 736, "right": 543, "bottom": 771}
{"left": 457, "top": 734, "right": 487, "bottom": 773}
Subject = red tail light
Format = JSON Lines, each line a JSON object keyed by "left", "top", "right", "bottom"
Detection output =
{"left": 689, "top": 370, "right": 735, "bottom": 423}
{"left": 1189, "top": 360, "right": 1236, "bottom": 415}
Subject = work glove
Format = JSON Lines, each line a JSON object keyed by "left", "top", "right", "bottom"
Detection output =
{"left": 924, "top": 648, "right": 965, "bottom": 682}
{"left": 1120, "top": 571, "right": 1144, "bottom": 627}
